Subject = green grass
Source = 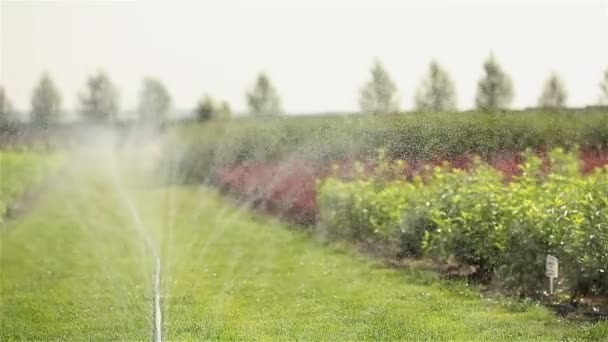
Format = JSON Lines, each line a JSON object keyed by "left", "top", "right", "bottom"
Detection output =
{"left": 0, "top": 153, "right": 154, "bottom": 340}
{"left": 0, "top": 151, "right": 61, "bottom": 222}
{"left": 162, "top": 187, "right": 606, "bottom": 341}
{"left": 1, "top": 148, "right": 606, "bottom": 340}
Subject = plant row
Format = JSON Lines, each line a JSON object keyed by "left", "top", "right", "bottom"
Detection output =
{"left": 208, "top": 146, "right": 608, "bottom": 226}
{"left": 317, "top": 149, "right": 608, "bottom": 297}
{"left": 166, "top": 110, "right": 608, "bottom": 183}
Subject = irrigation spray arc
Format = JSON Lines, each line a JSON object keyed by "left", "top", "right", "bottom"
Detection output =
{"left": 110, "top": 157, "right": 164, "bottom": 341}
{"left": 103, "top": 130, "right": 165, "bottom": 342}
{"left": 153, "top": 256, "right": 162, "bottom": 342}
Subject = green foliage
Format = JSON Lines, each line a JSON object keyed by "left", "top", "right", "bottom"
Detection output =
{"left": 538, "top": 73, "right": 567, "bottom": 109}
{"left": 78, "top": 70, "right": 119, "bottom": 123}
{"left": 246, "top": 73, "right": 282, "bottom": 116}
{"left": 0, "top": 86, "right": 15, "bottom": 123}
{"left": 475, "top": 54, "right": 514, "bottom": 111}
{"left": 414, "top": 61, "right": 457, "bottom": 112}
{"left": 196, "top": 94, "right": 231, "bottom": 121}
{"left": 138, "top": 77, "right": 171, "bottom": 123}
{"left": 600, "top": 68, "right": 608, "bottom": 105}
{"left": 0, "top": 87, "right": 11, "bottom": 114}
{"left": 318, "top": 149, "right": 608, "bottom": 297}
{"left": 359, "top": 59, "right": 399, "bottom": 114}
{"left": 165, "top": 110, "right": 608, "bottom": 183}
{"left": 31, "top": 73, "right": 62, "bottom": 125}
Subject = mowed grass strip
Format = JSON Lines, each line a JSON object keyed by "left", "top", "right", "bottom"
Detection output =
{"left": 162, "top": 187, "right": 606, "bottom": 341}
{"left": 0, "top": 158, "right": 155, "bottom": 341}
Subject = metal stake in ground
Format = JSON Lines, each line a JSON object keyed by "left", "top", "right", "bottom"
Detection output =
{"left": 546, "top": 255, "right": 558, "bottom": 295}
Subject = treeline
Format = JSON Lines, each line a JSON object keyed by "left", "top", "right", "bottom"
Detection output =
{"left": 0, "top": 72, "right": 172, "bottom": 126}
{"left": 359, "top": 55, "right": 608, "bottom": 113}
{"left": 1, "top": 55, "right": 608, "bottom": 125}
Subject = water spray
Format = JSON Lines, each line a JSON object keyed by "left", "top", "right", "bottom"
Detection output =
{"left": 105, "top": 140, "right": 164, "bottom": 342}
{"left": 154, "top": 257, "right": 162, "bottom": 342}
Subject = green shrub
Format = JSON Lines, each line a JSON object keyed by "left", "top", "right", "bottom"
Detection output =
{"left": 164, "top": 111, "right": 608, "bottom": 182}
{"left": 317, "top": 148, "right": 608, "bottom": 297}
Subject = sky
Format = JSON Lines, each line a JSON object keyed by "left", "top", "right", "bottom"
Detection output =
{"left": 1, "top": 0, "right": 608, "bottom": 116}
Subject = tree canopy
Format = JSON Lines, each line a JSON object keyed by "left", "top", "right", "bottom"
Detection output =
{"left": 359, "top": 59, "right": 399, "bottom": 114}
{"left": 600, "top": 68, "right": 608, "bottom": 105}
{"left": 246, "top": 73, "right": 282, "bottom": 116}
{"left": 196, "top": 95, "right": 231, "bottom": 121}
{"left": 414, "top": 61, "right": 457, "bottom": 112}
{"left": 475, "top": 54, "right": 514, "bottom": 111}
{"left": 31, "top": 73, "right": 62, "bottom": 125}
{"left": 0, "top": 86, "right": 14, "bottom": 122}
{"left": 138, "top": 77, "right": 171, "bottom": 123}
{"left": 78, "top": 71, "right": 119, "bottom": 123}
{"left": 538, "top": 73, "right": 567, "bottom": 109}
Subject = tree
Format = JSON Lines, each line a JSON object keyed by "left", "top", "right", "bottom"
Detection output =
{"left": 600, "top": 68, "right": 608, "bottom": 105}
{"left": 475, "top": 54, "right": 514, "bottom": 111}
{"left": 359, "top": 59, "right": 399, "bottom": 114}
{"left": 196, "top": 95, "right": 232, "bottom": 121}
{"left": 196, "top": 95, "right": 215, "bottom": 121}
{"left": 246, "top": 73, "right": 282, "bottom": 116}
{"left": 0, "top": 86, "right": 14, "bottom": 122}
{"left": 217, "top": 101, "right": 232, "bottom": 119}
{"left": 538, "top": 73, "right": 567, "bottom": 109}
{"left": 78, "top": 71, "right": 119, "bottom": 122}
{"left": 138, "top": 77, "right": 171, "bottom": 123}
{"left": 414, "top": 61, "right": 457, "bottom": 112}
{"left": 31, "top": 73, "right": 62, "bottom": 125}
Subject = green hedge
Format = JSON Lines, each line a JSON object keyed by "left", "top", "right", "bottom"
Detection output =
{"left": 165, "top": 110, "right": 608, "bottom": 182}
{"left": 317, "top": 149, "right": 608, "bottom": 297}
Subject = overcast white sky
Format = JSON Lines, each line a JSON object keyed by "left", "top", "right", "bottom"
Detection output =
{"left": 1, "top": 0, "right": 608, "bottom": 115}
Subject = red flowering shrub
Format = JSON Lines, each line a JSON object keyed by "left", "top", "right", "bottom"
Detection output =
{"left": 581, "top": 149, "right": 608, "bottom": 174}
{"left": 214, "top": 149, "right": 608, "bottom": 225}
{"left": 214, "top": 161, "right": 318, "bottom": 224}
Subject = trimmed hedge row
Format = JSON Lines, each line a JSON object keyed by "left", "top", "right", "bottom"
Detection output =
{"left": 165, "top": 110, "right": 608, "bottom": 182}
{"left": 317, "top": 149, "right": 608, "bottom": 297}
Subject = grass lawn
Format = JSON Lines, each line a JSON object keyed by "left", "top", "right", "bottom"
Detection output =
{"left": 1, "top": 147, "right": 606, "bottom": 340}
{"left": 0, "top": 151, "right": 61, "bottom": 222}
{"left": 161, "top": 187, "right": 606, "bottom": 341}
{"left": 0, "top": 152, "right": 155, "bottom": 340}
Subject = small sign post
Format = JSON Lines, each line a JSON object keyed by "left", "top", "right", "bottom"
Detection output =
{"left": 546, "top": 255, "right": 559, "bottom": 295}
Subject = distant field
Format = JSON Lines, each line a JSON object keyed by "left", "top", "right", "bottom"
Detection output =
{"left": 1, "top": 147, "right": 606, "bottom": 340}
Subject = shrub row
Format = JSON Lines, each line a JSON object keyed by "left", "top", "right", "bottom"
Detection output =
{"left": 165, "top": 110, "right": 608, "bottom": 182}
{"left": 317, "top": 149, "right": 608, "bottom": 298}
{"left": 207, "top": 148, "right": 608, "bottom": 226}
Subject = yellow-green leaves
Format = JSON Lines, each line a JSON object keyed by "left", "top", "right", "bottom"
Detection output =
{"left": 317, "top": 148, "right": 608, "bottom": 297}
